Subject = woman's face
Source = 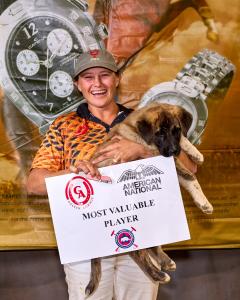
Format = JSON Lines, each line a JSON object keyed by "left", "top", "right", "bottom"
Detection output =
{"left": 76, "top": 67, "right": 120, "bottom": 111}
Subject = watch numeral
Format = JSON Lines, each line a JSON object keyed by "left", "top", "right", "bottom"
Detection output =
{"left": 48, "top": 103, "right": 54, "bottom": 111}
{"left": 23, "top": 23, "right": 38, "bottom": 39}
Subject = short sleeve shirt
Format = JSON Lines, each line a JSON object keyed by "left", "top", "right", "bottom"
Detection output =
{"left": 31, "top": 103, "right": 133, "bottom": 171}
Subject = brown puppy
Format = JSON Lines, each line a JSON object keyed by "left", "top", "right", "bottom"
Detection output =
{"left": 85, "top": 103, "right": 213, "bottom": 296}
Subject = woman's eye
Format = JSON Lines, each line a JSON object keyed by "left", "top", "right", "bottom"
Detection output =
{"left": 101, "top": 73, "right": 110, "bottom": 77}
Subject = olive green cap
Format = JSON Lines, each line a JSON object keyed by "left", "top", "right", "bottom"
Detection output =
{"left": 73, "top": 49, "right": 118, "bottom": 77}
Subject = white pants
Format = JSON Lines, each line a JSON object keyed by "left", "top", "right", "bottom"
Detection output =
{"left": 64, "top": 254, "right": 159, "bottom": 300}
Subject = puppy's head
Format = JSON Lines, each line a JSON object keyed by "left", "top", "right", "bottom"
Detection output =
{"left": 136, "top": 103, "right": 192, "bottom": 157}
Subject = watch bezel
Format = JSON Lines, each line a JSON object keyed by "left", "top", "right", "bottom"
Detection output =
{"left": 138, "top": 81, "right": 208, "bottom": 144}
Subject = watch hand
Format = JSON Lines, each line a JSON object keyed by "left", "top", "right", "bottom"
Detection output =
{"left": 30, "top": 60, "right": 46, "bottom": 65}
{"left": 45, "top": 48, "right": 49, "bottom": 100}
{"left": 55, "top": 76, "right": 63, "bottom": 86}
{"left": 23, "top": 52, "right": 30, "bottom": 64}
{"left": 48, "top": 34, "right": 67, "bottom": 64}
{"left": 53, "top": 30, "right": 61, "bottom": 43}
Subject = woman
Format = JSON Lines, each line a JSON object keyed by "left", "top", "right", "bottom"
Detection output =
{"left": 27, "top": 49, "right": 196, "bottom": 300}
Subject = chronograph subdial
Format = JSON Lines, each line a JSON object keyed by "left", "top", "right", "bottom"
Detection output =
{"left": 47, "top": 28, "right": 73, "bottom": 57}
{"left": 16, "top": 49, "right": 40, "bottom": 76}
{"left": 49, "top": 70, "right": 74, "bottom": 98}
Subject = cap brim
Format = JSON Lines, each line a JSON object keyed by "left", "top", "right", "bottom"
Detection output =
{"left": 74, "top": 61, "right": 118, "bottom": 78}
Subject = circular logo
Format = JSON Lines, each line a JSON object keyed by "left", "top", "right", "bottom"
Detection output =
{"left": 115, "top": 229, "right": 135, "bottom": 249}
{"left": 65, "top": 176, "right": 94, "bottom": 208}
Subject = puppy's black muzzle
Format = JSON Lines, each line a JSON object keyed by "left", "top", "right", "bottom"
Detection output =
{"left": 154, "top": 130, "right": 181, "bottom": 157}
{"left": 157, "top": 143, "right": 181, "bottom": 157}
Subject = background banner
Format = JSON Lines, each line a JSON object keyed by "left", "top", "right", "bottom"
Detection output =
{"left": 0, "top": 0, "right": 239, "bottom": 249}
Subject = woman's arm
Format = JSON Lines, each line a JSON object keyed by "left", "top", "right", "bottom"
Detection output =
{"left": 92, "top": 137, "right": 197, "bottom": 173}
{"left": 27, "top": 161, "right": 102, "bottom": 196}
{"left": 26, "top": 168, "right": 69, "bottom": 195}
{"left": 92, "top": 137, "right": 153, "bottom": 165}
{"left": 178, "top": 150, "right": 197, "bottom": 174}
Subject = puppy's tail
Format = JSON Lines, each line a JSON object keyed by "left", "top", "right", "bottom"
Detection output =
{"left": 85, "top": 258, "right": 101, "bottom": 297}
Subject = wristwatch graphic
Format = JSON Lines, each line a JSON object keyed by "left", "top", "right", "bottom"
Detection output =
{"left": 0, "top": 0, "right": 108, "bottom": 135}
{"left": 138, "top": 49, "right": 235, "bottom": 144}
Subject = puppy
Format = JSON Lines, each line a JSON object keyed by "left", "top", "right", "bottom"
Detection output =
{"left": 85, "top": 102, "right": 213, "bottom": 296}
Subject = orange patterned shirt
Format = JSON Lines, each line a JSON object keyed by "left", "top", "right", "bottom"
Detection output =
{"left": 31, "top": 103, "right": 132, "bottom": 171}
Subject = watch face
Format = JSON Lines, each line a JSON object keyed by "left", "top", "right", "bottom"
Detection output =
{"left": 5, "top": 14, "right": 84, "bottom": 116}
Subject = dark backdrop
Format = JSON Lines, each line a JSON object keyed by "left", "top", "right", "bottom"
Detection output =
{"left": 0, "top": 249, "right": 239, "bottom": 300}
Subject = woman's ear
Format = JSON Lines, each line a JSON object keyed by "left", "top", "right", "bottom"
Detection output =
{"left": 115, "top": 73, "right": 121, "bottom": 87}
{"left": 74, "top": 78, "right": 81, "bottom": 91}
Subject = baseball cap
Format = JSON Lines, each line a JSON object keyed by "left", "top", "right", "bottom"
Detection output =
{"left": 73, "top": 49, "right": 118, "bottom": 78}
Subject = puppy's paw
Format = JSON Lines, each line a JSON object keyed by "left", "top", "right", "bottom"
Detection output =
{"left": 85, "top": 284, "right": 95, "bottom": 297}
{"left": 201, "top": 201, "right": 214, "bottom": 214}
{"left": 195, "top": 199, "right": 213, "bottom": 214}
{"left": 162, "top": 259, "right": 176, "bottom": 271}
{"left": 197, "top": 152, "right": 204, "bottom": 164}
{"left": 158, "top": 272, "right": 171, "bottom": 284}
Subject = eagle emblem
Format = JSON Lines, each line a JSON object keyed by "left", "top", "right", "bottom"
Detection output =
{"left": 117, "top": 164, "right": 163, "bottom": 183}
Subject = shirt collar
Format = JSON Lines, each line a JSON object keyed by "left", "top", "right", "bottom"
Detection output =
{"left": 76, "top": 102, "right": 133, "bottom": 132}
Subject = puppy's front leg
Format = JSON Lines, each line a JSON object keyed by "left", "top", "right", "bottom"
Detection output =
{"left": 178, "top": 175, "right": 213, "bottom": 214}
{"left": 180, "top": 135, "right": 204, "bottom": 165}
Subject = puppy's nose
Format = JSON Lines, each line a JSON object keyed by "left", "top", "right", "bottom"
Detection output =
{"left": 173, "top": 148, "right": 181, "bottom": 156}
{"left": 168, "top": 147, "right": 181, "bottom": 157}
{"left": 162, "top": 149, "right": 174, "bottom": 157}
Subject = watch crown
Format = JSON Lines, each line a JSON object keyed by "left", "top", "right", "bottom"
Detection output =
{"left": 199, "top": 94, "right": 207, "bottom": 101}
{"left": 96, "top": 23, "right": 109, "bottom": 40}
{"left": 212, "top": 78, "right": 218, "bottom": 86}
{"left": 205, "top": 86, "right": 212, "bottom": 94}
{"left": 70, "top": 0, "right": 88, "bottom": 11}
{"left": 194, "top": 138, "right": 202, "bottom": 145}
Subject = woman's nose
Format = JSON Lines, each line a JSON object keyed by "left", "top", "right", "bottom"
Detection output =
{"left": 93, "top": 75, "right": 101, "bottom": 86}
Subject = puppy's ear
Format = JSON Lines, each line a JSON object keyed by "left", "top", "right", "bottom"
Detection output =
{"left": 137, "top": 119, "right": 154, "bottom": 144}
{"left": 177, "top": 108, "right": 193, "bottom": 136}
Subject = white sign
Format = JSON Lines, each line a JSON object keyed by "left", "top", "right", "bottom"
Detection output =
{"left": 45, "top": 156, "right": 190, "bottom": 264}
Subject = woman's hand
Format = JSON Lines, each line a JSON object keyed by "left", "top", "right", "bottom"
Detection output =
{"left": 178, "top": 151, "right": 197, "bottom": 174}
{"left": 70, "top": 160, "right": 101, "bottom": 180}
{"left": 92, "top": 136, "right": 153, "bottom": 165}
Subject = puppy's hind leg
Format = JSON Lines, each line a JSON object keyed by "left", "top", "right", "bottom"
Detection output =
{"left": 130, "top": 250, "right": 171, "bottom": 283}
{"left": 149, "top": 247, "right": 176, "bottom": 271}
{"left": 85, "top": 258, "right": 101, "bottom": 297}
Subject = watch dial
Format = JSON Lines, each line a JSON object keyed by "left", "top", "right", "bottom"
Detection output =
{"left": 49, "top": 70, "right": 74, "bottom": 98}
{"left": 16, "top": 49, "right": 40, "bottom": 76}
{"left": 6, "top": 15, "right": 84, "bottom": 116}
{"left": 47, "top": 29, "right": 73, "bottom": 57}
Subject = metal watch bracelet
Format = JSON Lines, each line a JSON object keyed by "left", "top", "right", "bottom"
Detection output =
{"left": 175, "top": 49, "right": 235, "bottom": 101}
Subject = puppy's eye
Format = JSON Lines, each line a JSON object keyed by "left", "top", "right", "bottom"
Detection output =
{"left": 172, "top": 126, "right": 181, "bottom": 135}
{"left": 155, "top": 130, "right": 164, "bottom": 138}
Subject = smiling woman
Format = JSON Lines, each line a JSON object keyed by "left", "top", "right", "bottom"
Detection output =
{"left": 26, "top": 49, "right": 196, "bottom": 300}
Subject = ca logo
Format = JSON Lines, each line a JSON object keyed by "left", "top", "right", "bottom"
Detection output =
{"left": 65, "top": 176, "right": 94, "bottom": 208}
